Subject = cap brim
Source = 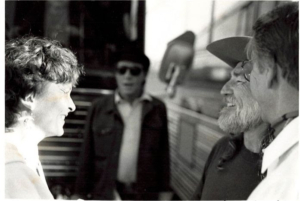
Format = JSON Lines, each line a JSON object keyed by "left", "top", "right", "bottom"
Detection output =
{"left": 206, "top": 36, "right": 251, "bottom": 68}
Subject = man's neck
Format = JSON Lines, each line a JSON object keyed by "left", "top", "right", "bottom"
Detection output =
{"left": 271, "top": 111, "right": 299, "bottom": 138}
{"left": 266, "top": 78, "right": 299, "bottom": 124}
{"left": 119, "top": 91, "right": 143, "bottom": 104}
{"left": 243, "top": 122, "right": 269, "bottom": 153}
{"left": 124, "top": 96, "right": 138, "bottom": 104}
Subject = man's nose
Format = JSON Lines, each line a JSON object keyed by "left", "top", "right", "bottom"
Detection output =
{"left": 124, "top": 69, "right": 133, "bottom": 78}
{"left": 220, "top": 81, "right": 233, "bottom": 96}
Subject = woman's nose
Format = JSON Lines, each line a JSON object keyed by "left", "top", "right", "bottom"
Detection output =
{"left": 68, "top": 97, "right": 76, "bottom": 112}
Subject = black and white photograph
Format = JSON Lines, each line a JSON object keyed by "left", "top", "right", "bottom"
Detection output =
{"left": 3, "top": 0, "right": 299, "bottom": 200}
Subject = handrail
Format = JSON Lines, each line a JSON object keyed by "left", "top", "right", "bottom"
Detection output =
{"left": 63, "top": 128, "right": 82, "bottom": 134}
{"left": 38, "top": 146, "right": 81, "bottom": 152}
{"left": 40, "top": 155, "right": 79, "bottom": 160}
{"left": 166, "top": 101, "right": 219, "bottom": 127}
{"left": 73, "top": 100, "right": 92, "bottom": 107}
{"left": 65, "top": 119, "right": 86, "bottom": 125}
{"left": 42, "top": 165, "right": 78, "bottom": 170}
{"left": 42, "top": 138, "right": 83, "bottom": 143}
{"left": 72, "top": 88, "right": 113, "bottom": 95}
{"left": 44, "top": 172, "right": 77, "bottom": 177}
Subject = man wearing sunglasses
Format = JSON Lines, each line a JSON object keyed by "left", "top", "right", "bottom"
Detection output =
{"left": 192, "top": 36, "right": 269, "bottom": 200}
{"left": 247, "top": 3, "right": 299, "bottom": 200}
{"left": 74, "top": 50, "right": 170, "bottom": 200}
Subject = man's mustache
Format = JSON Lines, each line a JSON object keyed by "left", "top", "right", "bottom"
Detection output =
{"left": 223, "top": 96, "right": 239, "bottom": 106}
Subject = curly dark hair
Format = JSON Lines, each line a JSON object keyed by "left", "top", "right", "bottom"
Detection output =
{"left": 5, "top": 36, "right": 84, "bottom": 128}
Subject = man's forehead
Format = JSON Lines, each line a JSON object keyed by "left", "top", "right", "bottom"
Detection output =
{"left": 117, "top": 60, "right": 143, "bottom": 68}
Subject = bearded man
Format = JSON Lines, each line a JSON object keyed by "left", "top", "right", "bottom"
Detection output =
{"left": 192, "top": 37, "right": 268, "bottom": 200}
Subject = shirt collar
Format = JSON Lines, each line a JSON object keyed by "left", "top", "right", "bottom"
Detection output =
{"left": 115, "top": 91, "right": 152, "bottom": 104}
{"left": 261, "top": 116, "right": 299, "bottom": 173}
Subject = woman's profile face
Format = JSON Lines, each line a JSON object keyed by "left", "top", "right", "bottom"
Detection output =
{"left": 32, "top": 82, "right": 76, "bottom": 138}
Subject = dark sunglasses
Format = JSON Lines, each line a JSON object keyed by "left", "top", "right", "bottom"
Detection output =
{"left": 241, "top": 60, "right": 252, "bottom": 82}
{"left": 116, "top": 66, "right": 143, "bottom": 76}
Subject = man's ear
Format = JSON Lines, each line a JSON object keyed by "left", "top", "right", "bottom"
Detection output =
{"left": 19, "top": 93, "right": 36, "bottom": 112}
{"left": 266, "top": 60, "right": 279, "bottom": 89}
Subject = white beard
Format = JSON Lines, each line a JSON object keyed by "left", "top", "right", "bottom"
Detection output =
{"left": 218, "top": 99, "right": 262, "bottom": 134}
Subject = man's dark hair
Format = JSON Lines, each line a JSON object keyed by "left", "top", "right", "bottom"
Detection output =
{"left": 250, "top": 2, "right": 299, "bottom": 90}
{"left": 114, "top": 50, "right": 150, "bottom": 73}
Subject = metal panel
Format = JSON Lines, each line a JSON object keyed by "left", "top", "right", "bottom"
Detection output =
{"left": 167, "top": 102, "right": 225, "bottom": 199}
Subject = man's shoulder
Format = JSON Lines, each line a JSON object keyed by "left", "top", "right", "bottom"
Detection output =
{"left": 210, "top": 134, "right": 243, "bottom": 158}
{"left": 208, "top": 135, "right": 232, "bottom": 155}
{"left": 214, "top": 135, "right": 231, "bottom": 148}
{"left": 94, "top": 93, "right": 114, "bottom": 102}
{"left": 203, "top": 136, "right": 231, "bottom": 169}
{"left": 148, "top": 95, "right": 166, "bottom": 107}
{"left": 91, "top": 94, "right": 115, "bottom": 107}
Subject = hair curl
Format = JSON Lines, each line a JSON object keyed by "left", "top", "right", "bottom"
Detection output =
{"left": 251, "top": 2, "right": 299, "bottom": 90}
{"left": 5, "top": 36, "right": 84, "bottom": 128}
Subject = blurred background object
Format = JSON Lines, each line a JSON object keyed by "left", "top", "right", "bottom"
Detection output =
{"left": 159, "top": 31, "right": 195, "bottom": 98}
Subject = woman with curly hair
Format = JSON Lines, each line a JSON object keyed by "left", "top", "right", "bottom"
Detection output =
{"left": 5, "top": 36, "right": 84, "bottom": 199}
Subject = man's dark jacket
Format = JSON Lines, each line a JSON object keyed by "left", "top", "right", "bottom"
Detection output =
{"left": 74, "top": 94, "right": 170, "bottom": 199}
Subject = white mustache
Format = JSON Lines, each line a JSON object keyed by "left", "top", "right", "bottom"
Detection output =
{"left": 223, "top": 96, "right": 239, "bottom": 107}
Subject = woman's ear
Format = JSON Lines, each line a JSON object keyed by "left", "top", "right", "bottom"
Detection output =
{"left": 19, "top": 93, "right": 36, "bottom": 112}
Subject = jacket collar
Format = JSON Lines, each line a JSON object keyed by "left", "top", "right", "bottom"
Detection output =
{"left": 114, "top": 91, "right": 152, "bottom": 104}
{"left": 104, "top": 92, "right": 154, "bottom": 121}
{"left": 103, "top": 94, "right": 119, "bottom": 115}
{"left": 141, "top": 99, "right": 154, "bottom": 121}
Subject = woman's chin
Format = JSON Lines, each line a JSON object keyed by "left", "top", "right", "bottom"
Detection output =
{"left": 44, "top": 129, "right": 64, "bottom": 138}
{"left": 57, "top": 131, "right": 64, "bottom": 137}
{"left": 55, "top": 128, "right": 65, "bottom": 137}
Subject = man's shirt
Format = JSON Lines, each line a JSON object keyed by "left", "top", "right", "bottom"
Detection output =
{"left": 193, "top": 134, "right": 261, "bottom": 200}
{"left": 248, "top": 117, "right": 299, "bottom": 200}
{"left": 115, "top": 92, "right": 152, "bottom": 183}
